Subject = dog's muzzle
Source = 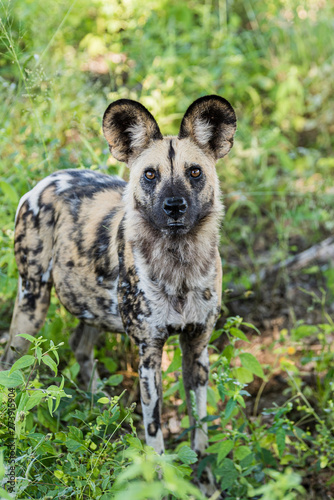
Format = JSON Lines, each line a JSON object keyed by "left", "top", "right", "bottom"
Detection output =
{"left": 163, "top": 197, "right": 188, "bottom": 220}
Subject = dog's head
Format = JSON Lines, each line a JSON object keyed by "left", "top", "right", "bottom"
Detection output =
{"left": 103, "top": 96, "right": 236, "bottom": 236}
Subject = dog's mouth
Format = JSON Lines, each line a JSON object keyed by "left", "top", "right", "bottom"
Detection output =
{"left": 163, "top": 220, "right": 190, "bottom": 235}
{"left": 166, "top": 215, "right": 186, "bottom": 227}
{"left": 166, "top": 218, "right": 188, "bottom": 231}
{"left": 167, "top": 221, "right": 185, "bottom": 228}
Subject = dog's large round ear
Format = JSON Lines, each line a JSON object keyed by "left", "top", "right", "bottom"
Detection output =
{"left": 178, "top": 95, "right": 237, "bottom": 159}
{"left": 103, "top": 99, "right": 163, "bottom": 163}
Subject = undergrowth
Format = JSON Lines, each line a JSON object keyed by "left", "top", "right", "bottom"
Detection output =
{"left": 1, "top": 315, "right": 333, "bottom": 498}
{"left": 0, "top": 0, "right": 334, "bottom": 498}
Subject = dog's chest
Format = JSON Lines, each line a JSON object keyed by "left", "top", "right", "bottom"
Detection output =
{"left": 133, "top": 262, "right": 218, "bottom": 332}
{"left": 149, "top": 286, "right": 217, "bottom": 331}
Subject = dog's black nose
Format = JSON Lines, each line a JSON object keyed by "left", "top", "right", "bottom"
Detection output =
{"left": 163, "top": 197, "right": 188, "bottom": 219}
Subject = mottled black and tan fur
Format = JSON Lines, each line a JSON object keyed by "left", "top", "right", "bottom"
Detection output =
{"left": 2, "top": 96, "right": 236, "bottom": 487}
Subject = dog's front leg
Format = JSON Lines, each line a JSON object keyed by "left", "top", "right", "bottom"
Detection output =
{"left": 180, "top": 329, "right": 211, "bottom": 455}
{"left": 137, "top": 339, "right": 165, "bottom": 454}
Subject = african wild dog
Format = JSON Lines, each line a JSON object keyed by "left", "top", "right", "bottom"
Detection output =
{"left": 2, "top": 96, "right": 236, "bottom": 462}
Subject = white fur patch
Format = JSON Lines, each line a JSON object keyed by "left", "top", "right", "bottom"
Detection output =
{"left": 54, "top": 173, "right": 76, "bottom": 194}
{"left": 127, "top": 123, "right": 147, "bottom": 149}
{"left": 41, "top": 258, "right": 53, "bottom": 283}
{"left": 193, "top": 118, "right": 213, "bottom": 146}
{"left": 140, "top": 365, "right": 165, "bottom": 454}
{"left": 18, "top": 275, "right": 28, "bottom": 303}
{"left": 193, "top": 348, "right": 209, "bottom": 452}
{"left": 80, "top": 310, "right": 95, "bottom": 320}
{"left": 15, "top": 175, "right": 56, "bottom": 222}
{"left": 107, "top": 289, "right": 119, "bottom": 316}
{"left": 15, "top": 172, "right": 74, "bottom": 222}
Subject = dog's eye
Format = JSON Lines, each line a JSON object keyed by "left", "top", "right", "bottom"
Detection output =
{"left": 145, "top": 170, "right": 156, "bottom": 180}
{"left": 190, "top": 168, "right": 201, "bottom": 178}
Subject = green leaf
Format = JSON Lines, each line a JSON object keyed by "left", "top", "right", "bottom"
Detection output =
{"left": 276, "top": 428, "right": 286, "bottom": 458}
{"left": 71, "top": 410, "right": 88, "bottom": 422}
{"left": 241, "top": 322, "right": 261, "bottom": 335}
{"left": 52, "top": 348, "right": 59, "bottom": 364}
{"left": 101, "top": 357, "right": 117, "bottom": 373}
{"left": 166, "top": 348, "right": 182, "bottom": 373}
{"left": 291, "top": 324, "right": 318, "bottom": 341}
{"left": 37, "top": 406, "right": 57, "bottom": 432}
{"left": 106, "top": 374, "right": 124, "bottom": 386}
{"left": 68, "top": 426, "right": 83, "bottom": 441}
{"left": 234, "top": 445, "right": 252, "bottom": 462}
{"left": 36, "top": 347, "right": 42, "bottom": 363}
{"left": 126, "top": 435, "right": 143, "bottom": 450}
{"left": 224, "top": 398, "right": 237, "bottom": 419}
{"left": 98, "top": 397, "right": 110, "bottom": 405}
{"left": 208, "top": 433, "right": 227, "bottom": 442}
{"left": 48, "top": 397, "right": 54, "bottom": 416}
{"left": 177, "top": 445, "right": 198, "bottom": 464}
{"left": 240, "top": 452, "right": 254, "bottom": 469}
{"left": 163, "top": 380, "right": 180, "bottom": 398}
{"left": 70, "top": 362, "right": 80, "bottom": 379}
{"left": 239, "top": 353, "right": 265, "bottom": 379}
{"left": 207, "top": 386, "right": 217, "bottom": 407}
{"left": 0, "top": 369, "right": 24, "bottom": 388}
{"left": 17, "top": 392, "right": 29, "bottom": 412}
{"left": 217, "top": 440, "right": 234, "bottom": 464}
{"left": 0, "top": 486, "right": 15, "bottom": 499}
{"left": 201, "top": 414, "right": 218, "bottom": 422}
{"left": 234, "top": 367, "right": 254, "bottom": 384}
{"left": 9, "top": 355, "right": 35, "bottom": 374}
{"left": 229, "top": 327, "right": 250, "bottom": 343}
{"left": 218, "top": 382, "right": 226, "bottom": 402}
{"left": 65, "top": 438, "right": 86, "bottom": 452}
{"left": 236, "top": 394, "right": 246, "bottom": 408}
{"left": 258, "top": 447, "right": 277, "bottom": 467}
{"left": 218, "top": 458, "right": 238, "bottom": 490}
{"left": 42, "top": 354, "right": 57, "bottom": 375}
{"left": 100, "top": 494, "right": 113, "bottom": 500}
{"left": 67, "top": 453, "right": 77, "bottom": 469}
{"left": 0, "top": 180, "right": 19, "bottom": 204}
{"left": 17, "top": 333, "right": 36, "bottom": 343}
{"left": 25, "top": 391, "right": 44, "bottom": 411}
{"left": 222, "top": 344, "right": 234, "bottom": 363}
{"left": 108, "top": 408, "right": 121, "bottom": 424}
{"left": 54, "top": 470, "right": 64, "bottom": 479}
{"left": 210, "top": 329, "right": 223, "bottom": 342}
{"left": 206, "top": 442, "right": 222, "bottom": 454}
{"left": 54, "top": 393, "right": 61, "bottom": 412}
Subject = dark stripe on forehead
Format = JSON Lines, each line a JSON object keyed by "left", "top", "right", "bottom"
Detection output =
{"left": 168, "top": 139, "right": 175, "bottom": 179}
{"left": 168, "top": 140, "right": 175, "bottom": 161}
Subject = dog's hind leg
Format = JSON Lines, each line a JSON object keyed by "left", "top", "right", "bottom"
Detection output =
{"left": 2, "top": 189, "right": 56, "bottom": 369}
{"left": 69, "top": 321, "right": 100, "bottom": 392}
{"left": 1, "top": 278, "right": 52, "bottom": 369}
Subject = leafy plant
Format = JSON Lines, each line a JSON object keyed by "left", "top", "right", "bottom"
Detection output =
{"left": 1, "top": 0, "right": 334, "bottom": 497}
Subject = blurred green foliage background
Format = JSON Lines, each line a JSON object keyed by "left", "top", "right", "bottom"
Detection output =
{"left": 1, "top": 1, "right": 334, "bottom": 498}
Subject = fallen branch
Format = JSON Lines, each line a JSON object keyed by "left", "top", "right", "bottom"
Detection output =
{"left": 227, "top": 236, "right": 334, "bottom": 297}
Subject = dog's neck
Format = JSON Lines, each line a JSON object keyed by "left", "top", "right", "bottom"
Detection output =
{"left": 123, "top": 208, "right": 220, "bottom": 294}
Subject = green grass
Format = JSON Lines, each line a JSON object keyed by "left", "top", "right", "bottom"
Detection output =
{"left": 0, "top": 0, "right": 334, "bottom": 498}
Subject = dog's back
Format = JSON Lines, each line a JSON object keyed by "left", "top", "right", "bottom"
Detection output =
{"left": 3, "top": 170, "right": 127, "bottom": 365}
